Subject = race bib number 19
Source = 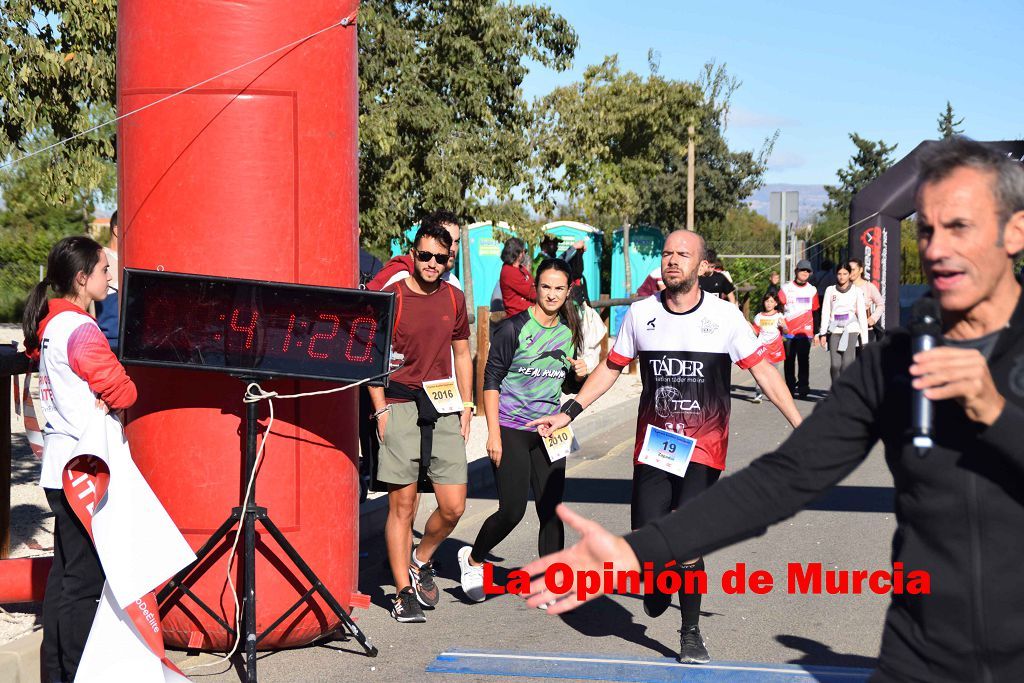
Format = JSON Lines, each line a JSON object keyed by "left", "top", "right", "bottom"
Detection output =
{"left": 638, "top": 424, "right": 696, "bottom": 477}
{"left": 422, "top": 377, "right": 463, "bottom": 414}
{"left": 543, "top": 425, "right": 574, "bottom": 462}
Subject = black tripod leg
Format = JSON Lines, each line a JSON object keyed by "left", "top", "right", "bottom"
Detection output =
{"left": 156, "top": 513, "right": 238, "bottom": 605}
{"left": 259, "top": 515, "right": 378, "bottom": 657}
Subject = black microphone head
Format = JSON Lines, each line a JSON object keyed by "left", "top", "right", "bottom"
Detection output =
{"left": 909, "top": 296, "right": 942, "bottom": 337}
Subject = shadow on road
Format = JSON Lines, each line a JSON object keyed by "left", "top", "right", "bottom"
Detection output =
{"left": 557, "top": 596, "right": 678, "bottom": 659}
{"left": 777, "top": 633, "right": 877, "bottom": 673}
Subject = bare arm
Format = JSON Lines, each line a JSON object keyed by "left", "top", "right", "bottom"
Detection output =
{"left": 749, "top": 361, "right": 802, "bottom": 427}
{"left": 453, "top": 339, "right": 473, "bottom": 439}
{"left": 484, "top": 389, "right": 502, "bottom": 464}
{"left": 526, "top": 358, "right": 624, "bottom": 435}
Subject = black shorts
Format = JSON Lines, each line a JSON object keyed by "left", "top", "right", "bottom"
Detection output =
{"left": 631, "top": 461, "right": 721, "bottom": 531}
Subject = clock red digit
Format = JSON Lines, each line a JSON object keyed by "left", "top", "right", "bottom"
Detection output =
{"left": 308, "top": 314, "right": 340, "bottom": 359}
{"left": 345, "top": 316, "right": 378, "bottom": 362}
{"left": 229, "top": 308, "right": 259, "bottom": 349}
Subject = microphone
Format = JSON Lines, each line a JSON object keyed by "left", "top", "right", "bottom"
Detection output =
{"left": 909, "top": 297, "right": 942, "bottom": 455}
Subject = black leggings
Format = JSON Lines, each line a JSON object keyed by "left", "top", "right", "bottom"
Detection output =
{"left": 632, "top": 462, "right": 721, "bottom": 626}
{"left": 471, "top": 426, "right": 566, "bottom": 563}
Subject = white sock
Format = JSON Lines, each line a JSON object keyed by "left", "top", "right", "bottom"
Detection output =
{"left": 412, "top": 545, "right": 426, "bottom": 567}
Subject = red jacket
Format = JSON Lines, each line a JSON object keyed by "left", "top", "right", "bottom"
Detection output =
{"left": 500, "top": 263, "right": 536, "bottom": 317}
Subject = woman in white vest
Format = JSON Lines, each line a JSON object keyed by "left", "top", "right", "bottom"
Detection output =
{"left": 22, "top": 236, "right": 138, "bottom": 683}
{"left": 816, "top": 262, "right": 869, "bottom": 385}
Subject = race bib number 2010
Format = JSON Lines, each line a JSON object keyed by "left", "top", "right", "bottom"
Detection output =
{"left": 422, "top": 377, "right": 463, "bottom": 414}
{"left": 542, "top": 425, "right": 575, "bottom": 462}
{"left": 638, "top": 424, "right": 697, "bottom": 478}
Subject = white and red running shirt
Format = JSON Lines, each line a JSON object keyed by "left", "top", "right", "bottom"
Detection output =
{"left": 778, "top": 281, "right": 819, "bottom": 338}
{"left": 608, "top": 291, "right": 765, "bottom": 471}
{"left": 752, "top": 311, "right": 786, "bottom": 363}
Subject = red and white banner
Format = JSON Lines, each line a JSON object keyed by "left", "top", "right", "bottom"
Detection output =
{"left": 62, "top": 410, "right": 196, "bottom": 682}
{"left": 16, "top": 374, "right": 44, "bottom": 459}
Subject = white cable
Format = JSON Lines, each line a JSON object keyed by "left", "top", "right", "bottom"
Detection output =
{"left": 184, "top": 364, "right": 398, "bottom": 672}
{"left": 0, "top": 10, "right": 357, "bottom": 173}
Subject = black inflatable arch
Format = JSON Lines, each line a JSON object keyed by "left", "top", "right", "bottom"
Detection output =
{"left": 848, "top": 139, "right": 1024, "bottom": 327}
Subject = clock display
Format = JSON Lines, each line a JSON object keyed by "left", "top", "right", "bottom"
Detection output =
{"left": 119, "top": 269, "right": 394, "bottom": 383}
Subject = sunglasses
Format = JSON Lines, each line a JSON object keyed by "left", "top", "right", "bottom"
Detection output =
{"left": 415, "top": 250, "right": 449, "bottom": 265}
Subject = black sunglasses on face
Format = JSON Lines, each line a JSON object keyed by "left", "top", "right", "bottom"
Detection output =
{"left": 415, "top": 250, "right": 449, "bottom": 265}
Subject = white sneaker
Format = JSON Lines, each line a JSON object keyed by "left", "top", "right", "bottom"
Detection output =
{"left": 458, "top": 546, "right": 485, "bottom": 602}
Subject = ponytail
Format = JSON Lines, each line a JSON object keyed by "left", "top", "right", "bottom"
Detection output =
{"left": 22, "top": 281, "right": 51, "bottom": 352}
{"left": 21, "top": 235, "right": 103, "bottom": 352}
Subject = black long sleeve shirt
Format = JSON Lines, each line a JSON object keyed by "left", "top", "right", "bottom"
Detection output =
{"left": 626, "top": 293, "right": 1024, "bottom": 682}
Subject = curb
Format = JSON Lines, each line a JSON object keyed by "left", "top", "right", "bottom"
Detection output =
{"left": 0, "top": 630, "right": 41, "bottom": 683}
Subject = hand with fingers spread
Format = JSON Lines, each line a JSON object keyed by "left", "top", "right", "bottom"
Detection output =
{"left": 525, "top": 412, "right": 570, "bottom": 438}
{"left": 520, "top": 504, "right": 639, "bottom": 614}
{"left": 910, "top": 346, "right": 1006, "bottom": 426}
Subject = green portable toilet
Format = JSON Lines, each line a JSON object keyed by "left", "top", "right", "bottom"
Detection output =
{"left": 537, "top": 221, "right": 603, "bottom": 302}
{"left": 466, "top": 221, "right": 515, "bottom": 311}
{"left": 610, "top": 226, "right": 664, "bottom": 335}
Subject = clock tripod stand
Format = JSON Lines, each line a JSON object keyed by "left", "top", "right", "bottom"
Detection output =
{"left": 155, "top": 377, "right": 378, "bottom": 683}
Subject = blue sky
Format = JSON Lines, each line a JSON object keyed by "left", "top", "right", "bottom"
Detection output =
{"left": 520, "top": 0, "right": 1024, "bottom": 185}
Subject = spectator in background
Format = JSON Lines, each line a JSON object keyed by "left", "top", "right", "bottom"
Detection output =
{"left": 635, "top": 266, "right": 665, "bottom": 297}
{"left": 698, "top": 249, "right": 737, "bottom": 304}
{"left": 359, "top": 247, "right": 383, "bottom": 288}
{"left": 93, "top": 211, "right": 120, "bottom": 352}
{"left": 848, "top": 258, "right": 885, "bottom": 343}
{"left": 500, "top": 237, "right": 536, "bottom": 317}
{"left": 764, "top": 271, "right": 781, "bottom": 300}
{"left": 534, "top": 234, "right": 585, "bottom": 272}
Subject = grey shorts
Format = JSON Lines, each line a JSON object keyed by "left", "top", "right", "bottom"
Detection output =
{"left": 377, "top": 401, "right": 467, "bottom": 486}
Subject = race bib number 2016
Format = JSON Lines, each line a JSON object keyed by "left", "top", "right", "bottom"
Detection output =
{"left": 422, "top": 377, "right": 463, "bottom": 414}
{"left": 638, "top": 424, "right": 697, "bottom": 478}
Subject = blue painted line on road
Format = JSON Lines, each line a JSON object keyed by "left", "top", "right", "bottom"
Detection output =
{"left": 428, "top": 649, "right": 873, "bottom": 682}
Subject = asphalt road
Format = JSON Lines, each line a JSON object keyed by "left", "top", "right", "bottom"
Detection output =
{"left": 171, "top": 350, "right": 895, "bottom": 682}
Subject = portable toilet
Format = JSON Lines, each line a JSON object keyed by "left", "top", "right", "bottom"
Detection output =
{"left": 610, "top": 226, "right": 664, "bottom": 335}
{"left": 466, "top": 221, "right": 515, "bottom": 311}
{"left": 390, "top": 223, "right": 462, "bottom": 281}
{"left": 538, "top": 221, "right": 603, "bottom": 302}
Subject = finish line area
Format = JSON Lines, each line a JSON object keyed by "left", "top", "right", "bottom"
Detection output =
{"left": 428, "top": 649, "right": 872, "bottom": 682}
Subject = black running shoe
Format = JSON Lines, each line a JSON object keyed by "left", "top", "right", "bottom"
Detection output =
{"left": 642, "top": 590, "right": 671, "bottom": 618}
{"left": 391, "top": 587, "right": 426, "bottom": 623}
{"left": 678, "top": 625, "right": 710, "bottom": 664}
{"left": 409, "top": 548, "right": 440, "bottom": 608}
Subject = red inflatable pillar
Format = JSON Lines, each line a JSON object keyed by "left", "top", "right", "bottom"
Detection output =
{"left": 117, "top": 1, "right": 361, "bottom": 650}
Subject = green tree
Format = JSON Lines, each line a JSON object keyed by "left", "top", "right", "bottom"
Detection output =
{"left": 937, "top": 101, "right": 964, "bottom": 139}
{"left": 1, "top": 1, "right": 117, "bottom": 203}
{"left": 824, "top": 133, "right": 898, "bottom": 217}
{"left": 358, "top": 0, "right": 577, "bottom": 253}
{"left": 530, "top": 57, "right": 774, "bottom": 230}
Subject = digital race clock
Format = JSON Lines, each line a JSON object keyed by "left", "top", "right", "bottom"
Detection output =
{"left": 119, "top": 269, "right": 395, "bottom": 383}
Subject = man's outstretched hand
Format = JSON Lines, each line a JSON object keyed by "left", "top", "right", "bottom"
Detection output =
{"left": 521, "top": 504, "right": 641, "bottom": 614}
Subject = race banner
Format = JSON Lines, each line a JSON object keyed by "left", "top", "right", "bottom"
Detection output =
{"left": 17, "top": 374, "right": 44, "bottom": 459}
{"left": 63, "top": 410, "right": 196, "bottom": 682}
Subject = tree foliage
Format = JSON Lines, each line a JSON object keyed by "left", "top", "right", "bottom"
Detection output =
{"left": 823, "top": 133, "right": 898, "bottom": 217}
{"left": 530, "top": 57, "right": 775, "bottom": 231}
{"left": 937, "top": 101, "right": 964, "bottom": 139}
{"left": 0, "top": 0, "right": 117, "bottom": 203}
{"left": 357, "top": 0, "right": 577, "bottom": 252}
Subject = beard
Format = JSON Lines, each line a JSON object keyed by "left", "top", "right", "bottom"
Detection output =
{"left": 663, "top": 269, "right": 699, "bottom": 295}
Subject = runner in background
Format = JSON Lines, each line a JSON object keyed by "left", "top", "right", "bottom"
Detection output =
{"left": 848, "top": 258, "right": 885, "bottom": 344}
{"left": 368, "top": 223, "right": 473, "bottom": 624}
{"left": 528, "top": 230, "right": 801, "bottom": 665}
{"left": 698, "top": 249, "right": 737, "bottom": 304}
{"left": 817, "top": 263, "right": 869, "bottom": 385}
{"left": 458, "top": 259, "right": 588, "bottom": 602}
{"left": 22, "top": 236, "right": 137, "bottom": 682}
{"left": 778, "top": 260, "right": 819, "bottom": 399}
{"left": 751, "top": 292, "right": 788, "bottom": 403}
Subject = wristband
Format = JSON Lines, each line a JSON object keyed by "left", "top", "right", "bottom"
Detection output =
{"left": 370, "top": 405, "right": 391, "bottom": 420}
{"left": 560, "top": 399, "right": 584, "bottom": 421}
{"left": 463, "top": 401, "right": 476, "bottom": 414}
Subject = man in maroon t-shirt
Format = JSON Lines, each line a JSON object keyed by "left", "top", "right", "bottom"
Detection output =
{"left": 369, "top": 223, "right": 473, "bottom": 623}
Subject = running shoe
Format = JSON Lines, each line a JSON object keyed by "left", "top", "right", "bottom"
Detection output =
{"left": 409, "top": 546, "right": 440, "bottom": 608}
{"left": 458, "top": 546, "right": 486, "bottom": 602}
{"left": 678, "top": 625, "right": 711, "bottom": 664}
{"left": 642, "top": 589, "right": 672, "bottom": 618}
{"left": 391, "top": 586, "right": 426, "bottom": 623}
{"left": 752, "top": 393, "right": 764, "bottom": 403}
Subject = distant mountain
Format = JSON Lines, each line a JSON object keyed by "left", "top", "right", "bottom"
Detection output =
{"left": 745, "top": 184, "right": 828, "bottom": 224}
